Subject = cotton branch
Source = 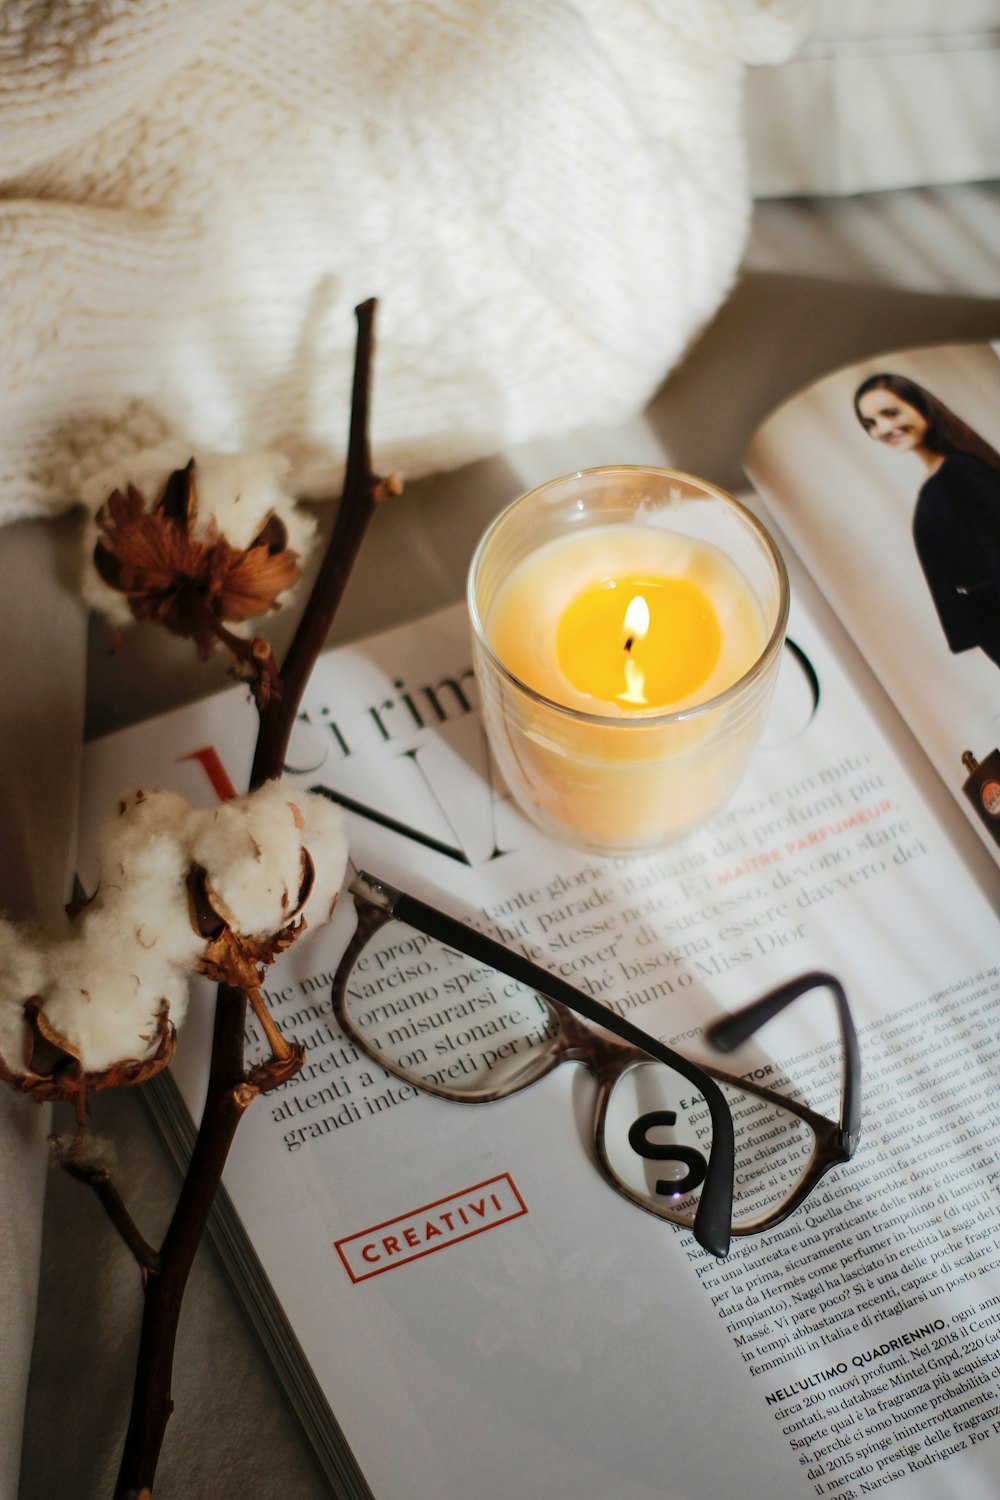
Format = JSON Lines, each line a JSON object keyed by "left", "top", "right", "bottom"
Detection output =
{"left": 109, "top": 298, "right": 393, "bottom": 1498}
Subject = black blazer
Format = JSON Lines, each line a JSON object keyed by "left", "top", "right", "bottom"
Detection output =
{"left": 912, "top": 452, "right": 1000, "bottom": 653}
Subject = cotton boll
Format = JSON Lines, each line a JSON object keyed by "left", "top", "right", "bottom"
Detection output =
{"left": 79, "top": 445, "right": 313, "bottom": 625}
{"left": 0, "top": 779, "right": 346, "bottom": 1089}
{"left": 190, "top": 781, "right": 348, "bottom": 939}
{"left": 95, "top": 788, "right": 191, "bottom": 890}
{"left": 27, "top": 786, "right": 204, "bottom": 1072}
{"left": 190, "top": 450, "right": 314, "bottom": 562}
{"left": 42, "top": 906, "right": 191, "bottom": 1072}
{"left": 42, "top": 939, "right": 185, "bottom": 1073}
{"left": 294, "top": 792, "right": 349, "bottom": 928}
{"left": 78, "top": 444, "right": 198, "bottom": 621}
{"left": 99, "top": 786, "right": 192, "bottom": 845}
{"left": 189, "top": 782, "right": 308, "bottom": 937}
{"left": 92, "top": 788, "right": 203, "bottom": 964}
{"left": 73, "top": 897, "right": 199, "bottom": 997}
{"left": 78, "top": 445, "right": 193, "bottom": 522}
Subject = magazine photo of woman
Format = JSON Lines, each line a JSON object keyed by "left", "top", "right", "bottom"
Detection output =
{"left": 853, "top": 373, "right": 1000, "bottom": 669}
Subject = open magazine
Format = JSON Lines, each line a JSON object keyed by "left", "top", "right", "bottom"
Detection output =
{"left": 78, "top": 343, "right": 1000, "bottom": 1500}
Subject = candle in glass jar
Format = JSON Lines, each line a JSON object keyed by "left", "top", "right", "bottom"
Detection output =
{"left": 468, "top": 467, "right": 788, "bottom": 854}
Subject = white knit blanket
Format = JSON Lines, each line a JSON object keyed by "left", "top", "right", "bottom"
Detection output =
{"left": 0, "top": 0, "right": 801, "bottom": 525}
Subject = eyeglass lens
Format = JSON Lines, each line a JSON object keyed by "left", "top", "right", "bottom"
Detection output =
{"left": 339, "top": 914, "right": 560, "bottom": 1098}
{"left": 603, "top": 1066, "right": 819, "bottom": 1230}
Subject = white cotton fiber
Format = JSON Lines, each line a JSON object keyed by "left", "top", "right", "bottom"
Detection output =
{"left": 296, "top": 792, "right": 350, "bottom": 929}
{"left": 190, "top": 782, "right": 308, "bottom": 937}
{"left": 0, "top": 780, "right": 348, "bottom": 1076}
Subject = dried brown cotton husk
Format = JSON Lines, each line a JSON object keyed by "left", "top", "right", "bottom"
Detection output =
{"left": 80, "top": 448, "right": 313, "bottom": 644}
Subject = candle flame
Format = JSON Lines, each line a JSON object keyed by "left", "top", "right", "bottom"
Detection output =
{"left": 621, "top": 658, "right": 646, "bottom": 705}
{"left": 621, "top": 594, "right": 649, "bottom": 701}
{"left": 623, "top": 594, "right": 650, "bottom": 643}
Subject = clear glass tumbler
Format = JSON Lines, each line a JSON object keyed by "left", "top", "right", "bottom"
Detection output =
{"left": 468, "top": 466, "right": 789, "bottom": 855}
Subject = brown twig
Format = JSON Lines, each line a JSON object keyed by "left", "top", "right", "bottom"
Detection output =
{"left": 252, "top": 297, "right": 394, "bottom": 782}
{"left": 212, "top": 625, "right": 283, "bottom": 710}
{"left": 59, "top": 1154, "right": 163, "bottom": 1277}
{"left": 111, "top": 298, "right": 389, "bottom": 1498}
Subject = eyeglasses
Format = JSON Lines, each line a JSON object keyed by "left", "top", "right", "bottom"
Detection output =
{"left": 332, "top": 873, "right": 862, "bottom": 1259}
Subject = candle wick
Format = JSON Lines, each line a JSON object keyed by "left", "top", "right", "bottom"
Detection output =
{"left": 624, "top": 637, "right": 634, "bottom": 653}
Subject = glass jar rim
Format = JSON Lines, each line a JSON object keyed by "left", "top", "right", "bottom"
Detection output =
{"left": 467, "top": 465, "right": 790, "bottom": 730}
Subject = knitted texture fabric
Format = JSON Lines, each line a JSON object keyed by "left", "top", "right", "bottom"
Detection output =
{"left": 0, "top": 0, "right": 802, "bottom": 525}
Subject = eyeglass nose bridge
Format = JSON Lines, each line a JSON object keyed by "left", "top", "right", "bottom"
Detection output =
{"left": 551, "top": 1003, "right": 661, "bottom": 1084}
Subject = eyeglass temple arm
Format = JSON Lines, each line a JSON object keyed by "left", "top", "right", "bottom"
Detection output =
{"left": 352, "top": 873, "right": 735, "bottom": 1259}
{"left": 704, "top": 971, "right": 861, "bottom": 1151}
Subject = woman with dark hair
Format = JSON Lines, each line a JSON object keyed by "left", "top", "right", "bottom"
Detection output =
{"left": 854, "top": 373, "right": 1000, "bottom": 669}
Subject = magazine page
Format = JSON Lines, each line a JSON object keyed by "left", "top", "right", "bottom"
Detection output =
{"left": 744, "top": 341, "right": 1000, "bottom": 866}
{"left": 80, "top": 593, "right": 1000, "bottom": 1500}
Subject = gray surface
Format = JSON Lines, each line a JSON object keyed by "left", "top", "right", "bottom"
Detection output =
{"left": 0, "top": 516, "right": 87, "bottom": 1500}
{"left": 12, "top": 195, "right": 1000, "bottom": 1497}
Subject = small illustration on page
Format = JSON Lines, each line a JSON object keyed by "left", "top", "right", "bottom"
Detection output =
{"left": 961, "top": 748, "right": 1000, "bottom": 847}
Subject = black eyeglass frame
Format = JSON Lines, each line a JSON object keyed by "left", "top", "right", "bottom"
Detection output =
{"left": 332, "top": 872, "right": 862, "bottom": 1258}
